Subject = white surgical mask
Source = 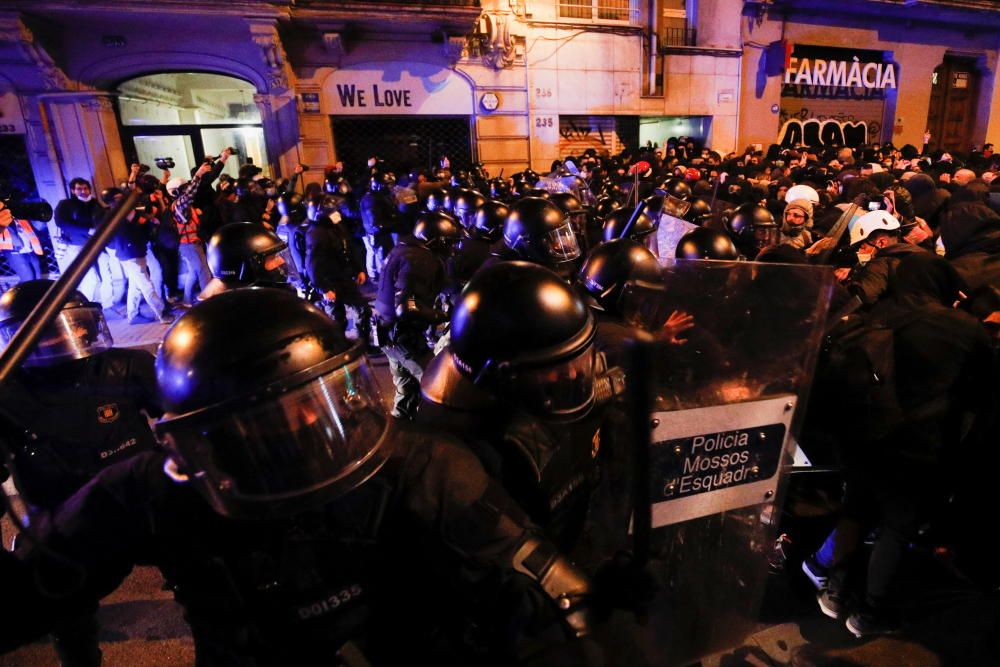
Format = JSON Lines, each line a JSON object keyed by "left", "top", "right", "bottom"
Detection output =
{"left": 856, "top": 251, "right": 874, "bottom": 265}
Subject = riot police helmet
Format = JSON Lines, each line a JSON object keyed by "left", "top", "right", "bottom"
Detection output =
{"left": 521, "top": 187, "right": 551, "bottom": 199}
{"left": 594, "top": 196, "right": 621, "bottom": 220}
{"left": 325, "top": 177, "right": 352, "bottom": 197}
{"left": 675, "top": 227, "right": 741, "bottom": 261}
{"left": 549, "top": 191, "right": 588, "bottom": 240}
{"left": 448, "top": 262, "right": 596, "bottom": 421}
{"left": 369, "top": 172, "right": 390, "bottom": 192}
{"left": 424, "top": 187, "right": 453, "bottom": 213}
{"left": 488, "top": 178, "right": 512, "bottom": 201}
{"left": 0, "top": 279, "right": 112, "bottom": 367}
{"left": 502, "top": 197, "right": 582, "bottom": 267}
{"left": 577, "top": 239, "right": 661, "bottom": 315}
{"left": 471, "top": 200, "right": 509, "bottom": 242}
{"left": 207, "top": 222, "right": 293, "bottom": 287}
{"left": 413, "top": 211, "right": 463, "bottom": 256}
{"left": 601, "top": 207, "right": 657, "bottom": 242}
{"left": 452, "top": 188, "right": 486, "bottom": 229}
{"left": 661, "top": 178, "right": 692, "bottom": 201}
{"left": 685, "top": 198, "right": 714, "bottom": 225}
{"left": 725, "top": 204, "right": 779, "bottom": 259}
{"left": 549, "top": 191, "right": 584, "bottom": 216}
{"left": 154, "top": 288, "right": 390, "bottom": 519}
{"left": 276, "top": 191, "right": 306, "bottom": 224}
{"left": 450, "top": 170, "right": 473, "bottom": 188}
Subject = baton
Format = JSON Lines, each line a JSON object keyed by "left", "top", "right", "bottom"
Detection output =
{"left": 814, "top": 202, "right": 858, "bottom": 266}
{"left": 626, "top": 339, "right": 655, "bottom": 567}
{"left": 708, "top": 174, "right": 721, "bottom": 210}
{"left": 619, "top": 198, "right": 649, "bottom": 241}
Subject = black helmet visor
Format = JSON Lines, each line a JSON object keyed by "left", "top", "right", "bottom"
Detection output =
{"left": 157, "top": 354, "right": 389, "bottom": 518}
{"left": 546, "top": 222, "right": 582, "bottom": 263}
{"left": 498, "top": 345, "right": 595, "bottom": 420}
{"left": 1, "top": 305, "right": 112, "bottom": 367}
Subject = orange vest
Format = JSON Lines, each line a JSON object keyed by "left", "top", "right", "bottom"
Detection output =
{"left": 0, "top": 219, "right": 43, "bottom": 255}
{"left": 177, "top": 207, "right": 202, "bottom": 245}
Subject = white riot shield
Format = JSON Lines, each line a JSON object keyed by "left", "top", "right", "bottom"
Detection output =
{"left": 599, "top": 259, "right": 833, "bottom": 666}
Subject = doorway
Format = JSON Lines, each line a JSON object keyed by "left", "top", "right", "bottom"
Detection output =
{"left": 116, "top": 73, "right": 269, "bottom": 180}
{"left": 925, "top": 57, "right": 981, "bottom": 154}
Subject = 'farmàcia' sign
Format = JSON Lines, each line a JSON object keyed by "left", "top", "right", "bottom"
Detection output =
{"left": 784, "top": 47, "right": 897, "bottom": 90}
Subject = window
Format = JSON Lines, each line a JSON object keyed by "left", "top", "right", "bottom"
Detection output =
{"left": 558, "top": 0, "right": 639, "bottom": 23}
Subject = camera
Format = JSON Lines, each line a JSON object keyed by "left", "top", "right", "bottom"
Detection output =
{"left": 204, "top": 149, "right": 238, "bottom": 164}
{"left": 154, "top": 157, "right": 175, "bottom": 170}
{"left": 863, "top": 194, "right": 889, "bottom": 212}
{"left": 1, "top": 195, "right": 53, "bottom": 223}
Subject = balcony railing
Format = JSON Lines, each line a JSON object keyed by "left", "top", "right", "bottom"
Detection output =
{"left": 661, "top": 27, "right": 697, "bottom": 47}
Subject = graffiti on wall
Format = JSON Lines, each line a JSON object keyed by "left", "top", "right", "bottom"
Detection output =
{"left": 777, "top": 109, "right": 882, "bottom": 148}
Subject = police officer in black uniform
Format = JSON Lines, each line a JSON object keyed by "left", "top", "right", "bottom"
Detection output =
{"left": 484, "top": 197, "right": 583, "bottom": 280}
{"left": 358, "top": 173, "right": 396, "bottom": 284}
{"left": 419, "top": 263, "right": 619, "bottom": 560}
{"left": 199, "top": 222, "right": 296, "bottom": 300}
{"left": 374, "top": 211, "right": 461, "bottom": 420}
{"left": 451, "top": 189, "right": 486, "bottom": 230}
{"left": 724, "top": 204, "right": 780, "bottom": 260}
{"left": 305, "top": 195, "right": 371, "bottom": 342}
{"left": 549, "top": 192, "right": 594, "bottom": 253}
{"left": 0, "top": 279, "right": 161, "bottom": 666}
{"left": 451, "top": 200, "right": 508, "bottom": 287}
{"left": 576, "top": 239, "right": 663, "bottom": 367}
{"left": 0, "top": 289, "right": 602, "bottom": 666}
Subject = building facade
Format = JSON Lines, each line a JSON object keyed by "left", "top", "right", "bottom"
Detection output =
{"left": 2, "top": 0, "right": 1000, "bottom": 218}
{"left": 739, "top": 0, "right": 1000, "bottom": 155}
{"left": 0, "top": 0, "right": 745, "bottom": 209}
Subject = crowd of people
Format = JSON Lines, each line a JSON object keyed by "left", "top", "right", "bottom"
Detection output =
{"left": 0, "top": 132, "right": 998, "bottom": 665}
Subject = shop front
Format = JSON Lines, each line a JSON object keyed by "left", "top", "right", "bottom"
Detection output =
{"left": 776, "top": 45, "right": 898, "bottom": 149}
{"left": 739, "top": 1, "right": 1000, "bottom": 154}
{"left": 318, "top": 62, "right": 476, "bottom": 175}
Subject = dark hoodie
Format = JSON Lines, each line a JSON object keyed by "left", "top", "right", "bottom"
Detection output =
{"left": 939, "top": 201, "right": 1000, "bottom": 291}
{"left": 868, "top": 254, "right": 993, "bottom": 464}
{"left": 903, "top": 174, "right": 950, "bottom": 228}
{"left": 847, "top": 242, "right": 929, "bottom": 307}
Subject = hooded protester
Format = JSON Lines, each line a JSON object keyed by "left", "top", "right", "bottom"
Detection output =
{"left": 804, "top": 253, "right": 994, "bottom": 639}
{"left": 902, "top": 173, "right": 950, "bottom": 229}
{"left": 845, "top": 210, "right": 929, "bottom": 307}
{"left": 781, "top": 199, "right": 814, "bottom": 250}
{"left": 939, "top": 201, "right": 1000, "bottom": 291}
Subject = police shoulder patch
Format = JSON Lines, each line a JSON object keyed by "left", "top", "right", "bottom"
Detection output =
{"left": 97, "top": 403, "right": 120, "bottom": 424}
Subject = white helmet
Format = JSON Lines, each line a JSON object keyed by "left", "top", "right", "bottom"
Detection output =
{"left": 849, "top": 210, "right": 900, "bottom": 246}
{"left": 785, "top": 184, "right": 820, "bottom": 204}
{"left": 166, "top": 177, "right": 187, "bottom": 197}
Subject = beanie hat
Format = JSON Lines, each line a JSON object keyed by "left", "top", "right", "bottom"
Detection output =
{"left": 784, "top": 198, "right": 814, "bottom": 227}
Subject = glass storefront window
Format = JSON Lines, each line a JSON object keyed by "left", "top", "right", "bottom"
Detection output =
{"left": 118, "top": 73, "right": 260, "bottom": 127}
{"left": 201, "top": 127, "right": 267, "bottom": 180}
{"left": 117, "top": 72, "right": 269, "bottom": 179}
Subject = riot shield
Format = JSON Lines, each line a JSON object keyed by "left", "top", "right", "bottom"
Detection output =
{"left": 598, "top": 259, "right": 833, "bottom": 667}
{"left": 653, "top": 213, "right": 698, "bottom": 263}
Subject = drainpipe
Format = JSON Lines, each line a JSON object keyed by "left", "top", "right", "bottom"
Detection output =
{"left": 648, "top": 0, "right": 658, "bottom": 96}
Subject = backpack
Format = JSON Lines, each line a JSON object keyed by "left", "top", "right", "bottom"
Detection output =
{"left": 817, "top": 309, "right": 922, "bottom": 442}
